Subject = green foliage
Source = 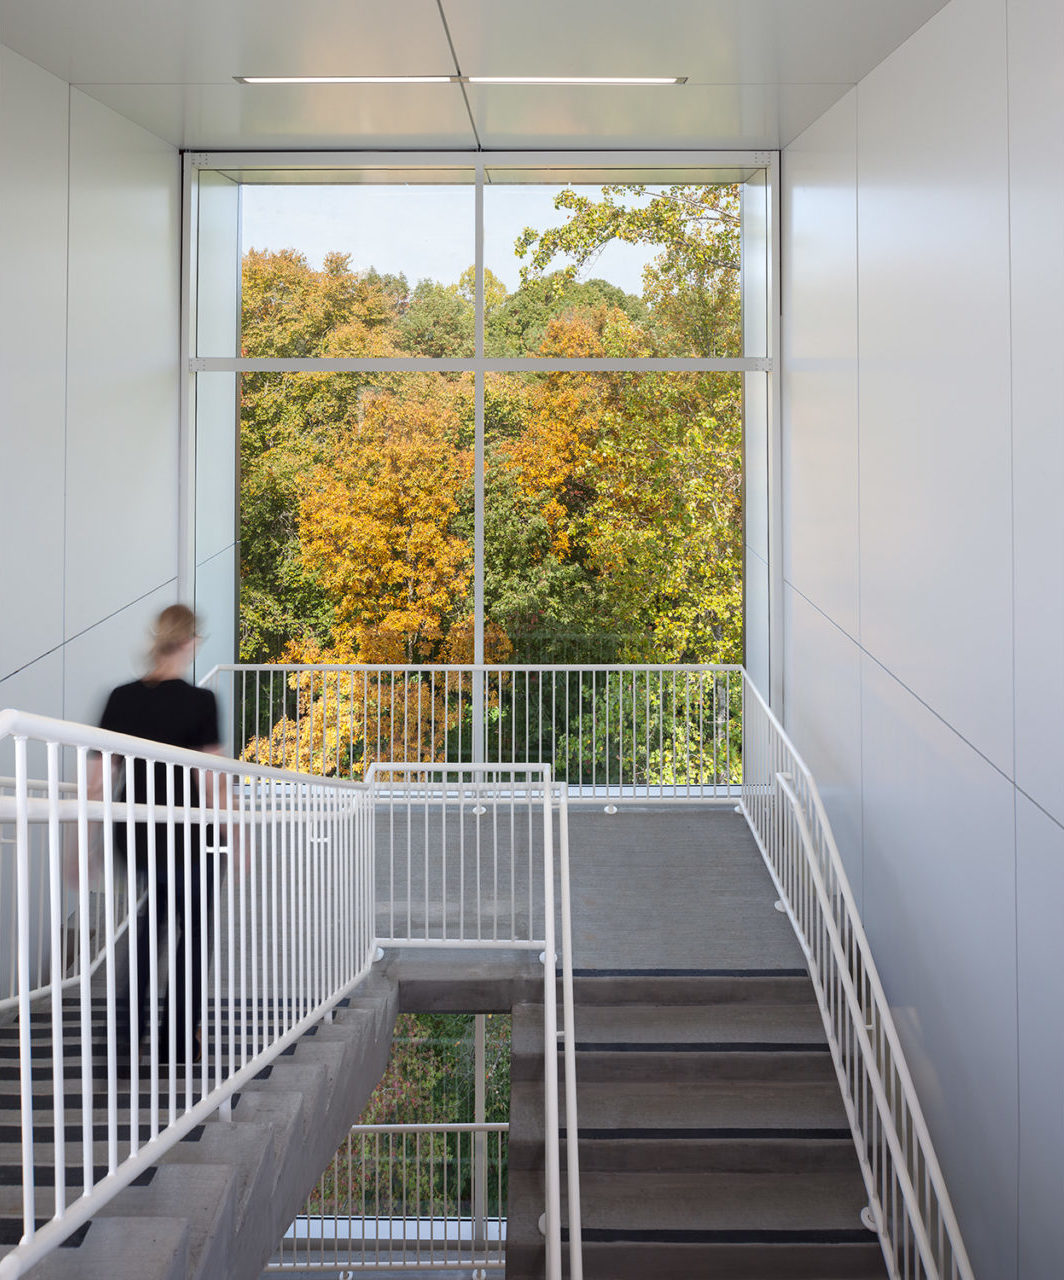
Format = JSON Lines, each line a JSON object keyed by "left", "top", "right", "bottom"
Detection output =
{"left": 239, "top": 182, "right": 745, "bottom": 670}
{"left": 307, "top": 1013, "right": 512, "bottom": 1219}
{"left": 486, "top": 271, "right": 646, "bottom": 356}
{"left": 397, "top": 279, "right": 474, "bottom": 357}
{"left": 515, "top": 184, "right": 741, "bottom": 356}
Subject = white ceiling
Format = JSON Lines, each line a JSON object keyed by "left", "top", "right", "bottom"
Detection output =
{"left": 0, "top": 0, "right": 949, "bottom": 151}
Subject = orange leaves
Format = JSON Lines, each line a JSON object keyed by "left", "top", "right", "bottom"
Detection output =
{"left": 501, "top": 306, "right": 627, "bottom": 558}
{"left": 297, "top": 379, "right": 474, "bottom": 665}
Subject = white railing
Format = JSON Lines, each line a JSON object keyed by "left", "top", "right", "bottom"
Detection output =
{"left": 267, "top": 1123, "right": 508, "bottom": 1272}
{"left": 200, "top": 663, "right": 742, "bottom": 801}
{"left": 0, "top": 776, "right": 134, "bottom": 1014}
{"left": 0, "top": 709, "right": 375, "bottom": 1280}
{"left": 739, "top": 675, "right": 975, "bottom": 1280}
{"left": 367, "top": 764, "right": 582, "bottom": 1280}
{"left": 0, "top": 719, "right": 582, "bottom": 1280}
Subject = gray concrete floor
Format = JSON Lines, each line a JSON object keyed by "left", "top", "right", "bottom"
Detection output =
{"left": 565, "top": 805, "right": 806, "bottom": 971}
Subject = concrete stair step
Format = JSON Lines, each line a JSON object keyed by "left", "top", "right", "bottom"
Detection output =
{"left": 506, "top": 970, "right": 886, "bottom": 1280}
{"left": 94, "top": 1162, "right": 237, "bottom": 1280}
{"left": 510, "top": 1133, "right": 862, "bottom": 1175}
{"left": 573, "top": 1135, "right": 862, "bottom": 1175}
{"left": 569, "top": 1000, "right": 828, "bottom": 1045}
{"left": 0, "top": 1164, "right": 233, "bottom": 1280}
{"left": 508, "top": 1162, "right": 875, "bottom": 1237}
{"left": 516, "top": 1076, "right": 851, "bottom": 1132}
{"left": 18, "top": 1217, "right": 190, "bottom": 1280}
{"left": 0, "top": 971, "right": 401, "bottom": 1280}
{"left": 507, "top": 1235, "right": 888, "bottom": 1280}
{"left": 161, "top": 1118, "right": 276, "bottom": 1243}
{"left": 515, "top": 1043, "right": 838, "bottom": 1085}
{"left": 568, "top": 970, "right": 816, "bottom": 1007}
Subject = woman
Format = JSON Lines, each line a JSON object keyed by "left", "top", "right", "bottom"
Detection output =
{"left": 95, "top": 604, "right": 223, "bottom": 1067}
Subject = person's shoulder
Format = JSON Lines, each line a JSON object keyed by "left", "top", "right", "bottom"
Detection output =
{"left": 100, "top": 679, "right": 147, "bottom": 730}
{"left": 182, "top": 681, "right": 216, "bottom": 708}
{"left": 110, "top": 679, "right": 146, "bottom": 696}
{"left": 103, "top": 679, "right": 146, "bottom": 710}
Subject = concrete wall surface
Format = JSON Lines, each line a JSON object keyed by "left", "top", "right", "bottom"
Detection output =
{"left": 0, "top": 45, "right": 181, "bottom": 763}
{"left": 781, "top": 0, "right": 1064, "bottom": 1276}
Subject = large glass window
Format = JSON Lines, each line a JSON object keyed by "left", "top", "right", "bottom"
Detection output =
{"left": 189, "top": 156, "right": 771, "bottom": 674}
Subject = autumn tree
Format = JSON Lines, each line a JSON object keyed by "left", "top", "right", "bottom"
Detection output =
{"left": 298, "top": 378, "right": 475, "bottom": 665}
{"left": 240, "top": 249, "right": 407, "bottom": 661}
{"left": 515, "top": 183, "right": 741, "bottom": 356}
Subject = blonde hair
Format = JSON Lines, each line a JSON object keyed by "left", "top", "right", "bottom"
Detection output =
{"left": 150, "top": 604, "right": 200, "bottom": 664}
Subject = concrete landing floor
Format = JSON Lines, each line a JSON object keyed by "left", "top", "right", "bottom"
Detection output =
{"left": 565, "top": 805, "right": 806, "bottom": 971}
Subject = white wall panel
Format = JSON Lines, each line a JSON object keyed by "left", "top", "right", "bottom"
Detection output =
{"left": 64, "top": 91, "right": 180, "bottom": 638}
{"left": 781, "top": 91, "right": 860, "bottom": 638}
{"left": 0, "top": 50, "right": 69, "bottom": 678}
{"left": 856, "top": 0, "right": 1013, "bottom": 774}
{"left": 61, "top": 582, "right": 177, "bottom": 730}
{"left": 783, "top": 587, "right": 864, "bottom": 905}
{"left": 860, "top": 656, "right": 1017, "bottom": 1280}
{"left": 1015, "top": 797, "right": 1064, "bottom": 1279}
{"left": 1007, "top": 0, "right": 1064, "bottom": 825}
{"left": 0, "top": 652, "right": 64, "bottom": 778}
{"left": 781, "top": 2, "right": 1064, "bottom": 1275}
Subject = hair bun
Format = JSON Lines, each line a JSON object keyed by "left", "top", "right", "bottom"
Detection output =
{"left": 151, "top": 604, "right": 199, "bottom": 663}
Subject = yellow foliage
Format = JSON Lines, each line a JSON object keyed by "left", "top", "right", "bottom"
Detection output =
{"left": 298, "top": 382, "right": 474, "bottom": 665}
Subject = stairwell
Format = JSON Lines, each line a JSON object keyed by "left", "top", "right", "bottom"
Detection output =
{"left": 0, "top": 977, "right": 398, "bottom": 1280}
{"left": 503, "top": 805, "right": 890, "bottom": 1279}
{"left": 507, "top": 969, "right": 888, "bottom": 1278}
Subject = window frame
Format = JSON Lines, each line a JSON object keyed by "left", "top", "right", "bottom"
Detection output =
{"left": 180, "top": 149, "right": 780, "bottom": 689}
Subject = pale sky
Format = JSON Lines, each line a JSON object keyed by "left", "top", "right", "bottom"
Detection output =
{"left": 240, "top": 183, "right": 660, "bottom": 297}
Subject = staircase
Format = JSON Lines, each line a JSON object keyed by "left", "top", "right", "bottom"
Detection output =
{"left": 507, "top": 968, "right": 889, "bottom": 1279}
{"left": 0, "top": 981, "right": 398, "bottom": 1280}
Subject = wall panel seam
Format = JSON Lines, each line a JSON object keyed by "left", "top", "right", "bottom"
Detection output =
{"left": 1002, "top": 5, "right": 1021, "bottom": 1271}
{"left": 786, "top": 578, "right": 1017, "bottom": 790}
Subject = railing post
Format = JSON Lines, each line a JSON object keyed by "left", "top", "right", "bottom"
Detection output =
{"left": 472, "top": 668, "right": 485, "bottom": 765}
{"left": 473, "top": 1014, "right": 487, "bottom": 1257}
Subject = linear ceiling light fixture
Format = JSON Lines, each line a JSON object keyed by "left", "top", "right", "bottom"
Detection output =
{"left": 468, "top": 76, "right": 686, "bottom": 85}
{"left": 235, "top": 75, "right": 456, "bottom": 84}
{"left": 235, "top": 75, "right": 686, "bottom": 86}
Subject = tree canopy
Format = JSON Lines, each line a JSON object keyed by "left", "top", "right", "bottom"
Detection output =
{"left": 239, "top": 181, "right": 744, "bottom": 676}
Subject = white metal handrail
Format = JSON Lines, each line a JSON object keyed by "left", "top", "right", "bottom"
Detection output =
{"left": 200, "top": 662, "right": 742, "bottom": 802}
{"left": 267, "top": 1123, "right": 509, "bottom": 1272}
{"left": 0, "top": 776, "right": 136, "bottom": 1015}
{"left": 0, "top": 717, "right": 583, "bottom": 1280}
{"left": 739, "top": 675, "right": 975, "bottom": 1280}
{"left": 366, "top": 763, "right": 582, "bottom": 1280}
{"left": 0, "top": 708, "right": 376, "bottom": 1280}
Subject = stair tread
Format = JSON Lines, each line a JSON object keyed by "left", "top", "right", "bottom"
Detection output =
{"left": 506, "top": 1237, "right": 889, "bottom": 1280}
{"left": 567, "top": 973, "right": 818, "bottom": 1006}
{"left": 568, "top": 1002, "right": 828, "bottom": 1045}
{"left": 511, "top": 1166, "right": 872, "bottom": 1234}
{"left": 515, "top": 1077, "right": 850, "bottom": 1130}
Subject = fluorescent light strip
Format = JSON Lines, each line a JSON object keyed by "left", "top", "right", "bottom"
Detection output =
{"left": 468, "top": 76, "right": 685, "bottom": 85}
{"left": 235, "top": 75, "right": 686, "bottom": 86}
{"left": 235, "top": 75, "right": 457, "bottom": 84}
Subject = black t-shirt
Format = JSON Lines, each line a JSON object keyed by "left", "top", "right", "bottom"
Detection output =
{"left": 100, "top": 679, "right": 219, "bottom": 755}
{"left": 100, "top": 679, "right": 220, "bottom": 863}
